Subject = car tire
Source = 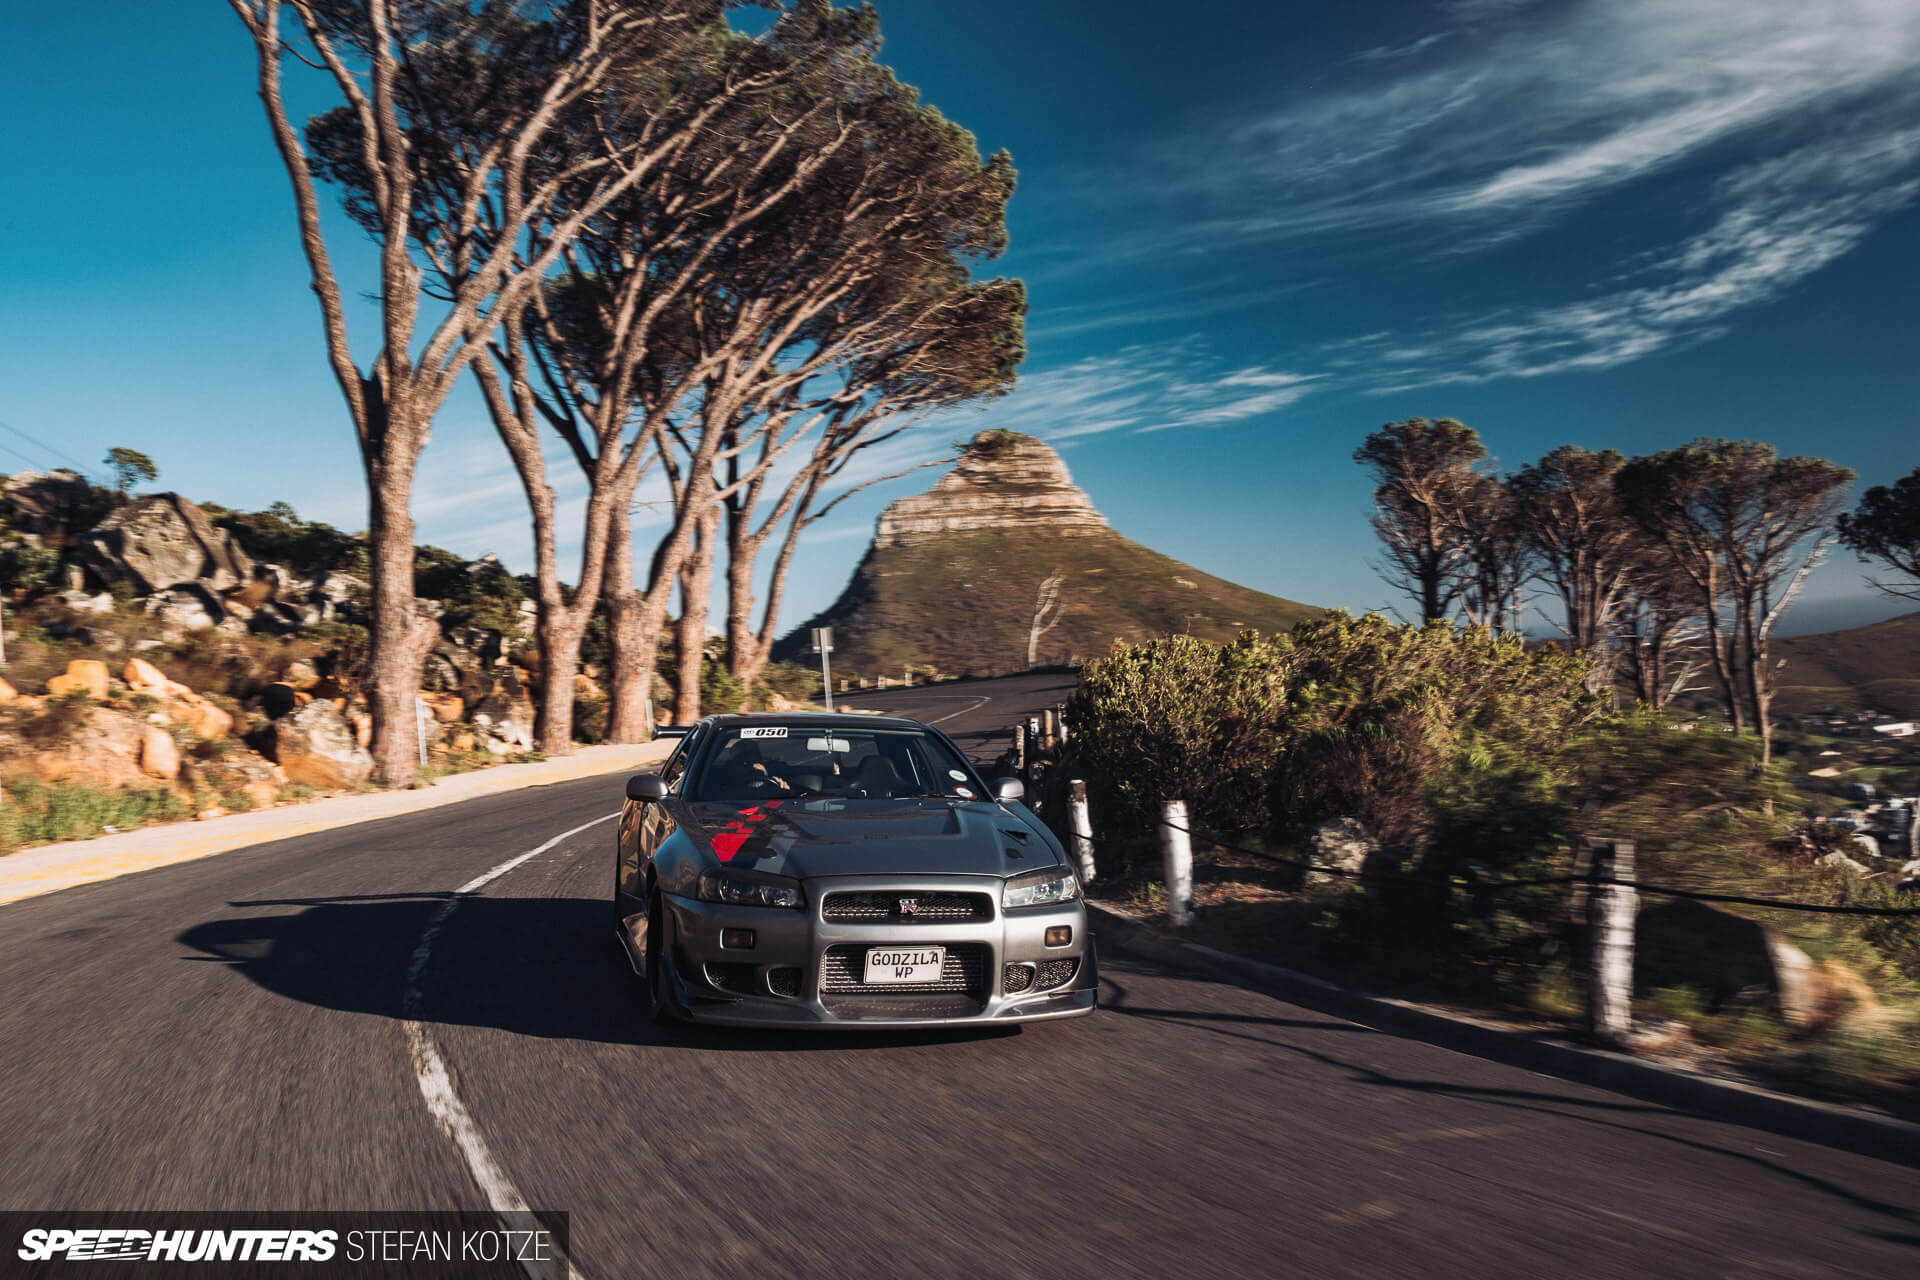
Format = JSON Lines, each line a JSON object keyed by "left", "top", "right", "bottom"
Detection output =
{"left": 647, "top": 891, "right": 680, "bottom": 1024}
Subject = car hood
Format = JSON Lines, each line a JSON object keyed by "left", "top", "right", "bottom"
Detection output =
{"left": 683, "top": 797, "right": 1051, "bottom": 880}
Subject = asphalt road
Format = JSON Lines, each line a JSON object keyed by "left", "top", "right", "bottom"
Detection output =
{"left": 836, "top": 670, "right": 1079, "bottom": 765}
{"left": 2, "top": 728, "right": 1919, "bottom": 1275}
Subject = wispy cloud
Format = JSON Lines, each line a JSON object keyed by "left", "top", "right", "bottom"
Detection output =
{"left": 1160, "top": 0, "right": 1920, "bottom": 249}
{"left": 928, "top": 344, "right": 1321, "bottom": 443}
{"left": 1347, "top": 127, "right": 1920, "bottom": 388}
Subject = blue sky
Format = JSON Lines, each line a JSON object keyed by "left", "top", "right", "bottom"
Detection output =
{"left": 2, "top": 0, "right": 1918, "bottom": 636}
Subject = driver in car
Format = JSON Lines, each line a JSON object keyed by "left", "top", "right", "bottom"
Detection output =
{"left": 726, "top": 742, "right": 791, "bottom": 794}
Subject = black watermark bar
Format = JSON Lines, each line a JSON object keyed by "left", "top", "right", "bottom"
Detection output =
{"left": 0, "top": 1213, "right": 568, "bottom": 1279}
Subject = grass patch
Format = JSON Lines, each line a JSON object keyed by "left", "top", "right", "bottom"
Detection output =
{"left": 0, "top": 779, "right": 189, "bottom": 852}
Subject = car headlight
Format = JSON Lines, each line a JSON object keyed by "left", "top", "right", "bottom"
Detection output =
{"left": 698, "top": 872, "right": 804, "bottom": 910}
{"left": 1004, "top": 866, "right": 1080, "bottom": 909}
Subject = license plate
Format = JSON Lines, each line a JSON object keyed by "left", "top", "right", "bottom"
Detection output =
{"left": 863, "top": 946, "right": 945, "bottom": 985}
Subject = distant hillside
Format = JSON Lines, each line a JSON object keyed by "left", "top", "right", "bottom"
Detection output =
{"left": 1771, "top": 610, "right": 1920, "bottom": 718}
{"left": 776, "top": 431, "right": 1319, "bottom": 678}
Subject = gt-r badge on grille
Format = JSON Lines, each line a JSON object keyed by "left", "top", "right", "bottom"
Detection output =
{"left": 898, "top": 898, "right": 920, "bottom": 916}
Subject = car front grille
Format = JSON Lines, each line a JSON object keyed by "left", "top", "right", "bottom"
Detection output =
{"left": 1003, "top": 963, "right": 1035, "bottom": 994}
{"left": 1035, "top": 958, "right": 1079, "bottom": 991}
{"left": 821, "top": 891, "right": 993, "bottom": 924}
{"left": 819, "top": 943, "right": 990, "bottom": 994}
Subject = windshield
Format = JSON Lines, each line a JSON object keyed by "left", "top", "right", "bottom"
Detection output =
{"left": 686, "top": 725, "right": 984, "bottom": 805}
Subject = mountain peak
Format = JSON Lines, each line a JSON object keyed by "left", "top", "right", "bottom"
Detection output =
{"left": 875, "top": 430, "right": 1108, "bottom": 548}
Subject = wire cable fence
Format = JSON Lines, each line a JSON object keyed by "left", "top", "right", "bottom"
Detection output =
{"left": 999, "top": 719, "right": 1920, "bottom": 920}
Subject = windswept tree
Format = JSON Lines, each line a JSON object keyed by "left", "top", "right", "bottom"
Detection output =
{"left": 1454, "top": 471, "right": 1532, "bottom": 635}
{"left": 103, "top": 447, "right": 157, "bottom": 497}
{"left": 617, "top": 51, "right": 1023, "bottom": 723}
{"left": 1354, "top": 418, "right": 1484, "bottom": 623}
{"left": 1838, "top": 465, "right": 1920, "bottom": 601}
{"left": 232, "top": 0, "right": 728, "bottom": 779}
{"left": 716, "top": 277, "right": 1027, "bottom": 695}
{"left": 1715, "top": 443, "right": 1853, "bottom": 762}
{"left": 1620, "top": 440, "right": 1851, "bottom": 760}
{"left": 305, "top": 2, "right": 874, "bottom": 749}
{"left": 1620, "top": 551, "right": 1704, "bottom": 710}
{"left": 1510, "top": 446, "right": 1637, "bottom": 696}
{"left": 1617, "top": 448, "right": 1746, "bottom": 734}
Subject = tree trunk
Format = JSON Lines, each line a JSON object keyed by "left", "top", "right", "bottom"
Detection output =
{"left": 363, "top": 454, "right": 435, "bottom": 786}
{"left": 673, "top": 506, "right": 719, "bottom": 721}
{"left": 1742, "top": 601, "right": 1775, "bottom": 765}
{"left": 725, "top": 500, "right": 759, "bottom": 688}
{"left": 535, "top": 611, "right": 587, "bottom": 754}
{"left": 603, "top": 501, "right": 654, "bottom": 742}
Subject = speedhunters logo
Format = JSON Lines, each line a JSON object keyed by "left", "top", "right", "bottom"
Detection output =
{"left": 18, "top": 1230, "right": 337, "bottom": 1262}
{"left": 3, "top": 1213, "right": 567, "bottom": 1275}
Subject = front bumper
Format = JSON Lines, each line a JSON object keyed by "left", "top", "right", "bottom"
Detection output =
{"left": 654, "top": 874, "right": 1097, "bottom": 1028}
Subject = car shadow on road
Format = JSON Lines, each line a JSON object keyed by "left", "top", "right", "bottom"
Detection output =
{"left": 177, "top": 893, "right": 1018, "bottom": 1053}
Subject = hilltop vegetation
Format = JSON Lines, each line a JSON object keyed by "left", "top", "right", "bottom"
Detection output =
{"left": 780, "top": 528, "right": 1317, "bottom": 679}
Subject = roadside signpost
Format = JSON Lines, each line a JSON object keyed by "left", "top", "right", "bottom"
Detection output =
{"left": 811, "top": 627, "right": 834, "bottom": 711}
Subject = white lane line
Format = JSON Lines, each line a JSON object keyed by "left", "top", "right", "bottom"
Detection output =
{"left": 402, "top": 812, "right": 617, "bottom": 1280}
{"left": 919, "top": 695, "right": 992, "bottom": 726}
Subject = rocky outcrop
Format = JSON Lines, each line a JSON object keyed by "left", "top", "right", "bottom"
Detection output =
{"left": 778, "top": 431, "right": 1318, "bottom": 676}
{"left": 81, "top": 493, "right": 253, "bottom": 594}
{"left": 261, "top": 701, "right": 373, "bottom": 789}
{"left": 874, "top": 431, "right": 1108, "bottom": 548}
{"left": 0, "top": 469, "right": 110, "bottom": 538}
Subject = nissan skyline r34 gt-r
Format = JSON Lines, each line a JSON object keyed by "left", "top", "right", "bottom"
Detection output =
{"left": 614, "top": 712, "right": 1097, "bottom": 1028}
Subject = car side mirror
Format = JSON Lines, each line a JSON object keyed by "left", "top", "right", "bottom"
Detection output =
{"left": 626, "top": 774, "right": 669, "bottom": 803}
{"left": 991, "top": 777, "right": 1025, "bottom": 803}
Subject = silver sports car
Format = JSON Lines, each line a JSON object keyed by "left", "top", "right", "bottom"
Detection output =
{"left": 614, "top": 712, "right": 1097, "bottom": 1028}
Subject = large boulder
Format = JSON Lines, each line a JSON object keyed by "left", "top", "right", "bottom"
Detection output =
{"left": 81, "top": 493, "right": 252, "bottom": 594}
{"left": 0, "top": 469, "right": 108, "bottom": 537}
{"left": 4, "top": 705, "right": 155, "bottom": 790}
{"left": 1636, "top": 898, "right": 1821, "bottom": 1027}
{"left": 181, "top": 751, "right": 286, "bottom": 812}
{"left": 142, "top": 583, "right": 226, "bottom": 633}
{"left": 470, "top": 687, "right": 535, "bottom": 754}
{"left": 260, "top": 701, "right": 373, "bottom": 789}
{"left": 1306, "top": 817, "right": 1378, "bottom": 887}
{"left": 139, "top": 725, "right": 181, "bottom": 781}
{"left": 46, "top": 659, "right": 110, "bottom": 702}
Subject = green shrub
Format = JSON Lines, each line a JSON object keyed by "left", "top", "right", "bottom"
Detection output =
{"left": 698, "top": 659, "right": 745, "bottom": 717}
{"left": 0, "top": 541, "right": 61, "bottom": 595}
{"left": 573, "top": 691, "right": 609, "bottom": 743}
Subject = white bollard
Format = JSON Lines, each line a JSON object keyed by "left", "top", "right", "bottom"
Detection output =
{"left": 415, "top": 696, "right": 429, "bottom": 769}
{"left": 1587, "top": 837, "right": 1636, "bottom": 1046}
{"left": 1069, "top": 779, "right": 1096, "bottom": 882}
{"left": 1159, "top": 800, "right": 1193, "bottom": 927}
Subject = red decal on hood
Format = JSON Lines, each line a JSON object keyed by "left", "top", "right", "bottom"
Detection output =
{"left": 712, "top": 801, "right": 784, "bottom": 861}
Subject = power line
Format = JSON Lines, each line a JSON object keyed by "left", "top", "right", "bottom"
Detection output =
{"left": 0, "top": 440, "right": 52, "bottom": 474}
{"left": 0, "top": 420, "right": 93, "bottom": 477}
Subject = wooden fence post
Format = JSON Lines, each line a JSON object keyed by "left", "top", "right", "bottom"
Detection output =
{"left": 1040, "top": 707, "right": 1057, "bottom": 751}
{"left": 1069, "top": 779, "right": 1096, "bottom": 882}
{"left": 1013, "top": 724, "right": 1027, "bottom": 776}
{"left": 1586, "top": 836, "right": 1636, "bottom": 1046}
{"left": 1055, "top": 702, "right": 1069, "bottom": 745}
{"left": 1159, "top": 800, "right": 1193, "bottom": 927}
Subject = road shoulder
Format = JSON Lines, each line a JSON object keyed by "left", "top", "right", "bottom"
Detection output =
{"left": 1090, "top": 900, "right": 1920, "bottom": 1169}
{"left": 0, "top": 741, "right": 672, "bottom": 907}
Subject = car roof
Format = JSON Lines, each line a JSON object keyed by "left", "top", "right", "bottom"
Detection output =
{"left": 701, "top": 711, "right": 931, "bottom": 732}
